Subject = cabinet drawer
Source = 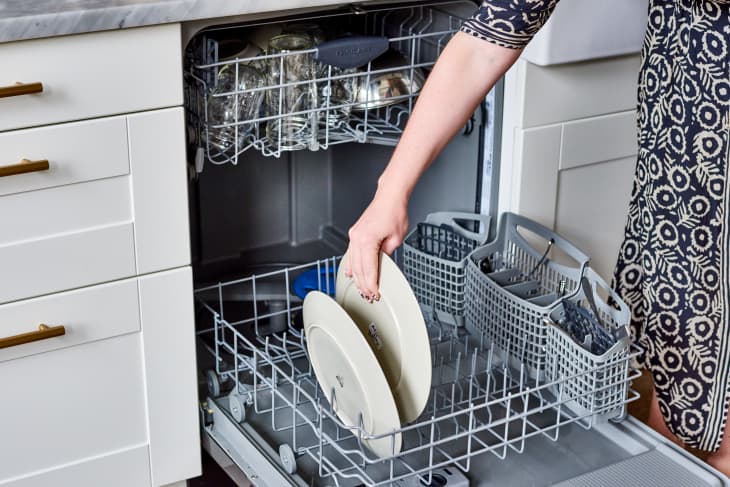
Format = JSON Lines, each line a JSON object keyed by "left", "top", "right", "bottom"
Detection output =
{"left": 0, "top": 165, "right": 136, "bottom": 304}
{"left": 0, "top": 108, "right": 190, "bottom": 303}
{"left": 2, "top": 446, "right": 151, "bottom": 487}
{"left": 0, "top": 116, "right": 129, "bottom": 197}
{"left": 0, "top": 333, "right": 148, "bottom": 483}
{"left": 0, "top": 24, "right": 182, "bottom": 132}
{"left": 0, "top": 278, "right": 140, "bottom": 363}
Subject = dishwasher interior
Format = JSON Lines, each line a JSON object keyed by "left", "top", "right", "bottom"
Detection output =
{"left": 183, "top": 2, "right": 728, "bottom": 485}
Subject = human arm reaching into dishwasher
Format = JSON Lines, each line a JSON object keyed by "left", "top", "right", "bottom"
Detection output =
{"left": 345, "top": 0, "right": 560, "bottom": 300}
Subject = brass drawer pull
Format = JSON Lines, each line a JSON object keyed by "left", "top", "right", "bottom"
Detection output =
{"left": 0, "top": 158, "right": 49, "bottom": 178}
{"left": 0, "top": 81, "right": 43, "bottom": 99}
{"left": 0, "top": 324, "right": 65, "bottom": 350}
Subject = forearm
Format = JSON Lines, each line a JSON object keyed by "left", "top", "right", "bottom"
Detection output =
{"left": 376, "top": 31, "right": 522, "bottom": 201}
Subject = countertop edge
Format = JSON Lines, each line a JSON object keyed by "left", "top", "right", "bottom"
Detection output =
{"left": 0, "top": 0, "right": 353, "bottom": 44}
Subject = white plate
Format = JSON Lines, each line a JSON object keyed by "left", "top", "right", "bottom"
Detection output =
{"left": 336, "top": 252, "right": 432, "bottom": 423}
{"left": 303, "top": 291, "right": 402, "bottom": 458}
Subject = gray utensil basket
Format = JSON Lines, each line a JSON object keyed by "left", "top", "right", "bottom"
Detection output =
{"left": 403, "top": 212, "right": 490, "bottom": 327}
{"left": 545, "top": 266, "right": 638, "bottom": 420}
{"left": 464, "top": 212, "right": 589, "bottom": 378}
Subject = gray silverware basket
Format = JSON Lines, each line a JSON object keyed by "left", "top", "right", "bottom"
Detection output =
{"left": 464, "top": 212, "right": 589, "bottom": 378}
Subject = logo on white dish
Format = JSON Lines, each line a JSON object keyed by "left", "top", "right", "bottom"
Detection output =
{"left": 368, "top": 322, "right": 383, "bottom": 350}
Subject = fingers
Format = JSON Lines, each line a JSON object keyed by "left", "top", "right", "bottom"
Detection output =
{"left": 347, "top": 240, "right": 366, "bottom": 298}
{"left": 361, "top": 245, "right": 381, "bottom": 301}
{"left": 347, "top": 229, "right": 381, "bottom": 302}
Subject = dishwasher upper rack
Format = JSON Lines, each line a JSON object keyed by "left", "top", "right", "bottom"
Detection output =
{"left": 194, "top": 257, "right": 641, "bottom": 487}
{"left": 184, "top": 2, "right": 467, "bottom": 165}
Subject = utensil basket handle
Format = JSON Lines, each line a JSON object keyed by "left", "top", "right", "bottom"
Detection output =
{"left": 424, "top": 211, "right": 491, "bottom": 244}
{"left": 470, "top": 212, "right": 590, "bottom": 276}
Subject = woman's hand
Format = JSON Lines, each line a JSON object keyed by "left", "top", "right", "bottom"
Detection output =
{"left": 345, "top": 186, "right": 409, "bottom": 301}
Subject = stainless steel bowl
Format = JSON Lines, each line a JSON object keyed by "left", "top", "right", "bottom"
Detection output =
{"left": 352, "top": 49, "right": 426, "bottom": 111}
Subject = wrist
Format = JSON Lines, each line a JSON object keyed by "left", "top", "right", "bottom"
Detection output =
{"left": 375, "top": 176, "right": 411, "bottom": 207}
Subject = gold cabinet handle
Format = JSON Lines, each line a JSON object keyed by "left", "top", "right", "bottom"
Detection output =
{"left": 0, "top": 81, "right": 43, "bottom": 99}
{"left": 0, "top": 158, "right": 49, "bottom": 178}
{"left": 0, "top": 324, "right": 65, "bottom": 350}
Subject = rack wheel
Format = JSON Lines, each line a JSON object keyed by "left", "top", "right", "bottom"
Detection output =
{"left": 228, "top": 393, "right": 247, "bottom": 423}
{"left": 278, "top": 444, "right": 296, "bottom": 474}
{"left": 206, "top": 370, "right": 220, "bottom": 397}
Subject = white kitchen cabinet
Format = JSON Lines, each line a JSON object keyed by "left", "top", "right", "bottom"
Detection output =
{"left": 0, "top": 270, "right": 200, "bottom": 487}
{"left": 129, "top": 109, "right": 191, "bottom": 276}
{"left": 0, "top": 108, "right": 190, "bottom": 304}
{"left": 500, "top": 54, "right": 640, "bottom": 279}
{"left": 522, "top": 0, "right": 648, "bottom": 66}
{"left": 0, "top": 331, "right": 149, "bottom": 484}
{"left": 0, "top": 24, "right": 182, "bottom": 132}
{"left": 5, "top": 447, "right": 152, "bottom": 487}
{"left": 138, "top": 268, "right": 200, "bottom": 487}
{"left": 0, "top": 23, "right": 200, "bottom": 487}
{"left": 0, "top": 278, "right": 141, "bottom": 364}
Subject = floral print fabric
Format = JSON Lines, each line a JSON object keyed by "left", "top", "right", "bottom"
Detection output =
{"left": 462, "top": 0, "right": 730, "bottom": 451}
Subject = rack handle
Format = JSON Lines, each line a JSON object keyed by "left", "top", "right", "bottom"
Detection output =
{"left": 425, "top": 212, "right": 491, "bottom": 244}
{"left": 0, "top": 324, "right": 66, "bottom": 350}
{"left": 0, "top": 81, "right": 43, "bottom": 99}
{"left": 315, "top": 36, "right": 389, "bottom": 69}
{"left": 0, "top": 158, "right": 50, "bottom": 178}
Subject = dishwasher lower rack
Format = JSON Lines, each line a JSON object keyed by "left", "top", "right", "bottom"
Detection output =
{"left": 194, "top": 257, "right": 641, "bottom": 486}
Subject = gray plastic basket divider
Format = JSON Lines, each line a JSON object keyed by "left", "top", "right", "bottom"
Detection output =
{"left": 464, "top": 212, "right": 590, "bottom": 378}
{"left": 402, "top": 211, "right": 490, "bottom": 327}
{"left": 545, "top": 266, "right": 633, "bottom": 421}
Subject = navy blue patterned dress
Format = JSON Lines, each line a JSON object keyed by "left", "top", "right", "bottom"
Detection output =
{"left": 462, "top": 0, "right": 730, "bottom": 451}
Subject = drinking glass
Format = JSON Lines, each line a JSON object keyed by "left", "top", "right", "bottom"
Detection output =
{"left": 265, "top": 33, "right": 317, "bottom": 151}
{"left": 206, "top": 63, "right": 265, "bottom": 157}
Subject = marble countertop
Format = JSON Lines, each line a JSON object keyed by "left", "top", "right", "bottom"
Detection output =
{"left": 0, "top": 0, "right": 353, "bottom": 44}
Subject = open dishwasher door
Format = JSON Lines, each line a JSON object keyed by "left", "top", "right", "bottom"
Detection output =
{"left": 193, "top": 258, "right": 728, "bottom": 487}
{"left": 199, "top": 377, "right": 727, "bottom": 487}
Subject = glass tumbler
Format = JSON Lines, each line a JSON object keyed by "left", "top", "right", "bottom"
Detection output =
{"left": 266, "top": 33, "right": 317, "bottom": 151}
{"left": 206, "top": 63, "right": 265, "bottom": 157}
{"left": 320, "top": 65, "right": 357, "bottom": 130}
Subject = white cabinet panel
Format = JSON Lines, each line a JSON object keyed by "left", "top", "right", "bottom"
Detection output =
{"left": 129, "top": 107, "right": 191, "bottom": 274}
{"left": 0, "top": 108, "right": 193, "bottom": 303}
{"left": 512, "top": 125, "right": 562, "bottom": 228}
{"left": 139, "top": 267, "right": 201, "bottom": 486}
{"left": 0, "top": 223, "right": 136, "bottom": 304}
{"left": 523, "top": 0, "right": 648, "bottom": 66}
{"left": 0, "top": 116, "right": 129, "bottom": 197}
{"left": 517, "top": 55, "right": 641, "bottom": 128}
{"left": 0, "top": 24, "right": 182, "bottom": 132}
{"left": 4, "top": 446, "right": 151, "bottom": 487}
{"left": 561, "top": 111, "right": 638, "bottom": 170}
{"left": 555, "top": 157, "right": 636, "bottom": 280}
{"left": 0, "top": 333, "right": 148, "bottom": 483}
{"left": 502, "top": 53, "right": 640, "bottom": 278}
{"left": 0, "top": 278, "right": 140, "bottom": 363}
{"left": 1, "top": 177, "right": 131, "bottom": 244}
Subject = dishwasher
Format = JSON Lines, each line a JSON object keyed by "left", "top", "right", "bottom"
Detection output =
{"left": 182, "top": 1, "right": 729, "bottom": 485}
